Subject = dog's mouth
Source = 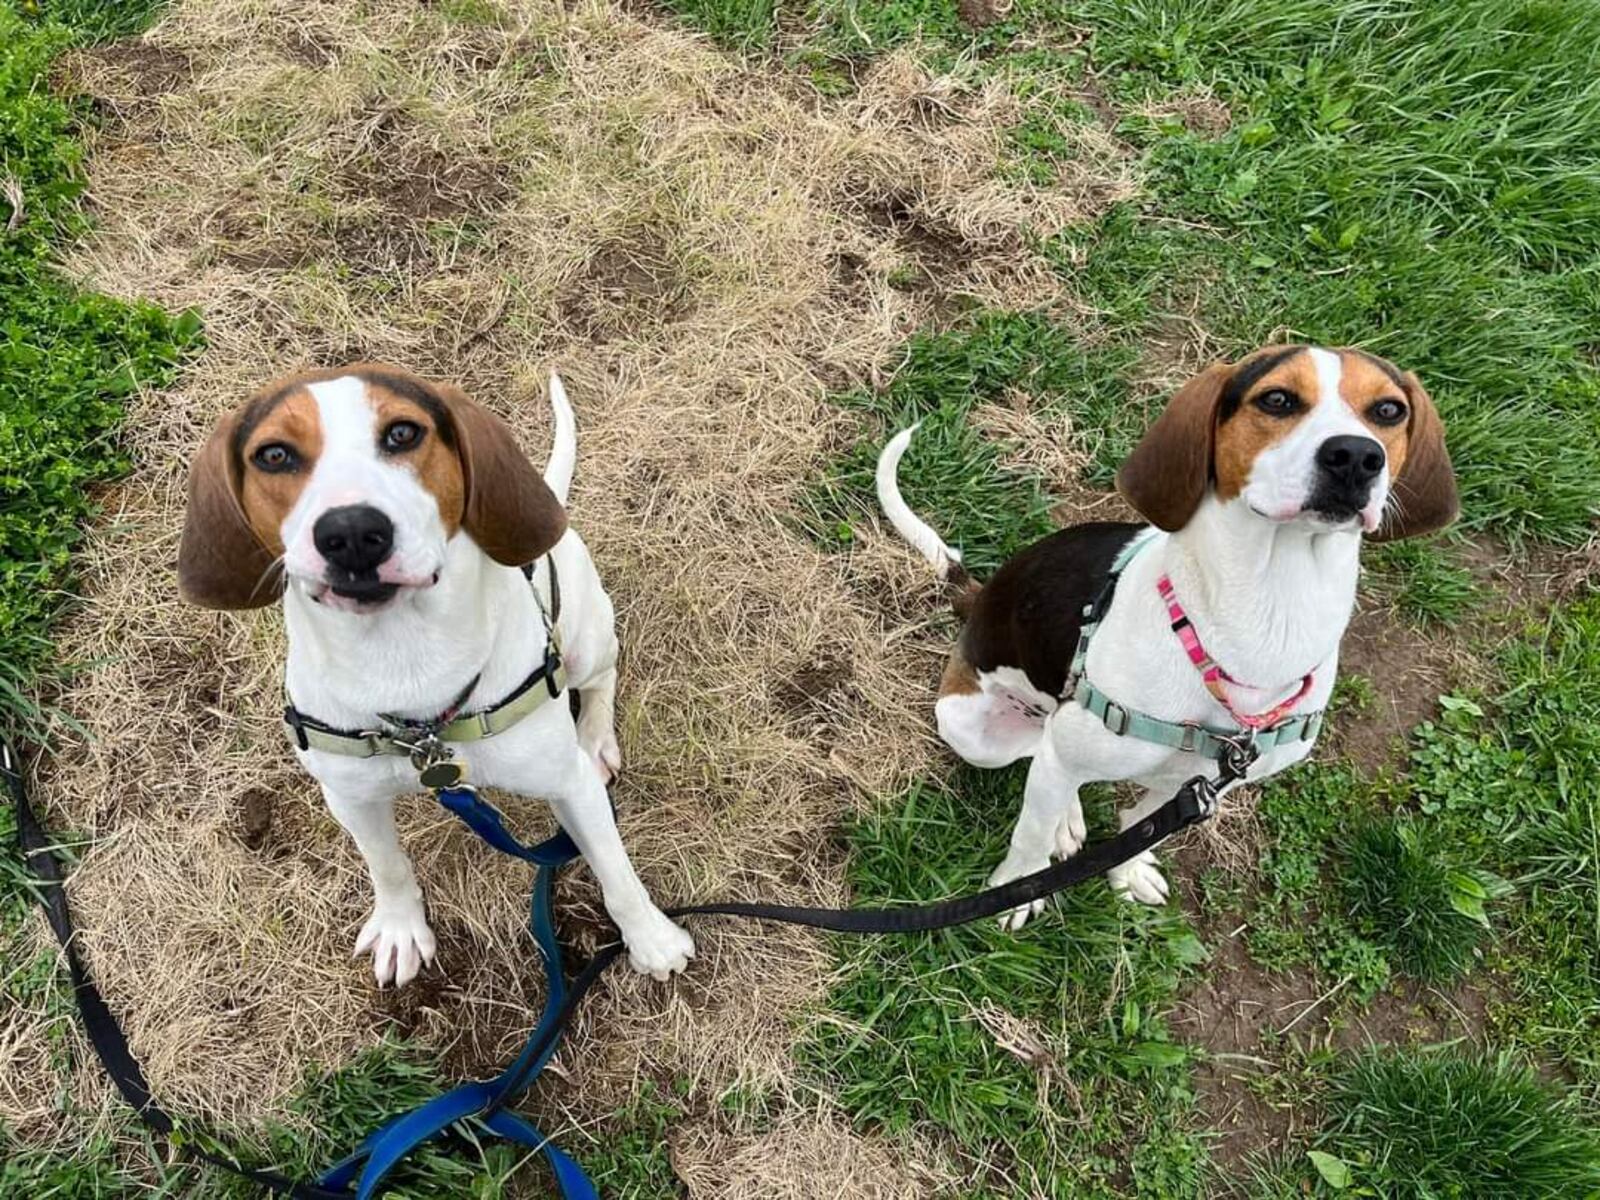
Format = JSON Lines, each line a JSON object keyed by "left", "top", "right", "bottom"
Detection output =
{"left": 310, "top": 569, "right": 439, "bottom": 613}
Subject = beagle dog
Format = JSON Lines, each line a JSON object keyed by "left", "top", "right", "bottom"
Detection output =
{"left": 178, "top": 365, "right": 694, "bottom": 986}
{"left": 878, "top": 346, "right": 1458, "bottom": 926}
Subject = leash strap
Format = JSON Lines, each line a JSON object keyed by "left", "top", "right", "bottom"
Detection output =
{"left": 3, "top": 741, "right": 349, "bottom": 1200}
{"left": 6, "top": 729, "right": 1233, "bottom": 1198}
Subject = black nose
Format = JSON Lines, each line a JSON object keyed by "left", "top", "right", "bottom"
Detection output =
{"left": 1316, "top": 435, "right": 1386, "bottom": 489}
{"left": 313, "top": 504, "right": 394, "bottom": 572}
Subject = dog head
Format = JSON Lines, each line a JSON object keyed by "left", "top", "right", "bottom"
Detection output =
{"left": 1116, "top": 346, "right": 1457, "bottom": 540}
{"left": 178, "top": 364, "right": 566, "bottom": 612}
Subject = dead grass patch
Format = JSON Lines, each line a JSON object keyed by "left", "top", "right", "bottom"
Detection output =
{"left": 8, "top": 0, "right": 1138, "bottom": 1175}
{"left": 672, "top": 1108, "right": 960, "bottom": 1198}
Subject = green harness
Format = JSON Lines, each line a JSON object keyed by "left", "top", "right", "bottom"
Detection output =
{"left": 1066, "top": 533, "right": 1324, "bottom": 762}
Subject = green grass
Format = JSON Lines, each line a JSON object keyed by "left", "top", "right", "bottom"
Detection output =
{"left": 1309, "top": 1050, "right": 1600, "bottom": 1198}
{"left": 1341, "top": 818, "right": 1493, "bottom": 984}
{"left": 800, "top": 311, "right": 1138, "bottom": 573}
{"left": 0, "top": 1, "right": 202, "bottom": 733}
{"left": 802, "top": 768, "right": 1212, "bottom": 1197}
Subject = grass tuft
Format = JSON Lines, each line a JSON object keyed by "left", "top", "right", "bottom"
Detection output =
{"left": 1341, "top": 818, "right": 1489, "bottom": 984}
{"left": 1318, "top": 1050, "right": 1600, "bottom": 1198}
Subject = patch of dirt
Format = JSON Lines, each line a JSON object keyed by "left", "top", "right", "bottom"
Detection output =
{"left": 339, "top": 109, "right": 514, "bottom": 222}
{"left": 280, "top": 27, "right": 338, "bottom": 66}
{"left": 556, "top": 230, "right": 687, "bottom": 343}
{"left": 773, "top": 656, "right": 855, "bottom": 714}
{"left": 15, "top": 8, "right": 1130, "bottom": 1179}
{"left": 1137, "top": 89, "right": 1232, "bottom": 138}
{"left": 60, "top": 42, "right": 193, "bottom": 104}
{"left": 957, "top": 0, "right": 1013, "bottom": 30}
{"left": 1331, "top": 601, "right": 1456, "bottom": 771}
{"left": 237, "top": 788, "right": 276, "bottom": 850}
{"left": 1173, "top": 925, "right": 1323, "bottom": 1172}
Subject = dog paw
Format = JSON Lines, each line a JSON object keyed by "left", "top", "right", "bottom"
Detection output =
{"left": 988, "top": 851, "right": 1050, "bottom": 931}
{"left": 621, "top": 910, "right": 696, "bottom": 981}
{"left": 1107, "top": 851, "right": 1170, "bottom": 906}
{"left": 1052, "top": 804, "right": 1088, "bottom": 859}
{"left": 355, "top": 898, "right": 437, "bottom": 988}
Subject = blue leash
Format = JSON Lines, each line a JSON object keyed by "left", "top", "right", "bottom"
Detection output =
{"left": 317, "top": 786, "right": 599, "bottom": 1200}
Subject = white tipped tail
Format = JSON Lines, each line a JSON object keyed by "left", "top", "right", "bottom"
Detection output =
{"left": 876, "top": 424, "right": 963, "bottom": 578}
{"left": 544, "top": 372, "right": 577, "bottom": 505}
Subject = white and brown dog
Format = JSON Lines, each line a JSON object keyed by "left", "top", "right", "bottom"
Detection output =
{"left": 178, "top": 364, "right": 694, "bottom": 986}
{"left": 878, "top": 346, "right": 1458, "bottom": 926}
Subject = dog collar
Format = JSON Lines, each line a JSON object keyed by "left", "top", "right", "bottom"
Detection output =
{"left": 1156, "top": 573, "right": 1316, "bottom": 729}
{"left": 283, "top": 556, "right": 566, "bottom": 763}
{"left": 1065, "top": 533, "right": 1324, "bottom": 760}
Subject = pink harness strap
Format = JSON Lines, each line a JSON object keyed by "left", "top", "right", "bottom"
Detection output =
{"left": 1156, "top": 574, "right": 1315, "bottom": 731}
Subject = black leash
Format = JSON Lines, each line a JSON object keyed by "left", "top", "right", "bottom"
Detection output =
{"left": 4, "top": 731, "right": 1243, "bottom": 1195}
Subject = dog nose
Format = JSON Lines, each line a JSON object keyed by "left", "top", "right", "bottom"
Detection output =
{"left": 313, "top": 504, "right": 394, "bottom": 572}
{"left": 1316, "top": 435, "right": 1386, "bottom": 489}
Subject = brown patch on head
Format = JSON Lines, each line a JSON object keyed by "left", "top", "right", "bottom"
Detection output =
{"left": 1343, "top": 352, "right": 1460, "bottom": 541}
{"left": 1211, "top": 346, "right": 1316, "bottom": 501}
{"left": 361, "top": 372, "right": 465, "bottom": 535}
{"left": 235, "top": 388, "right": 321, "bottom": 552}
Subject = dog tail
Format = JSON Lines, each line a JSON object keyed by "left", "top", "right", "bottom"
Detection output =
{"left": 544, "top": 372, "right": 577, "bottom": 506}
{"left": 876, "top": 424, "right": 980, "bottom": 616}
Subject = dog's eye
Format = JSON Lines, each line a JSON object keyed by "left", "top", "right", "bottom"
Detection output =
{"left": 252, "top": 443, "right": 297, "bottom": 472}
{"left": 1369, "top": 398, "right": 1408, "bottom": 426}
{"left": 1254, "top": 388, "right": 1300, "bottom": 416}
{"left": 382, "top": 421, "right": 424, "bottom": 453}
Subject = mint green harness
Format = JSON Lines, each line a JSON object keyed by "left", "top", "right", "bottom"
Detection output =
{"left": 1065, "top": 533, "right": 1324, "bottom": 762}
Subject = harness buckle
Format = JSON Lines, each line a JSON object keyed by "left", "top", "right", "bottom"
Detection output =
{"left": 284, "top": 705, "right": 310, "bottom": 752}
{"left": 543, "top": 646, "right": 563, "bottom": 700}
{"left": 1104, "top": 702, "right": 1130, "bottom": 737}
{"left": 1178, "top": 723, "right": 1201, "bottom": 754}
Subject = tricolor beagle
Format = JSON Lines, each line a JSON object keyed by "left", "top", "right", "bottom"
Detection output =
{"left": 878, "top": 346, "right": 1458, "bottom": 926}
{"left": 178, "top": 365, "right": 694, "bottom": 986}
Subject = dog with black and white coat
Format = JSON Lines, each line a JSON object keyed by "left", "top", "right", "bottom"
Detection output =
{"left": 178, "top": 365, "right": 694, "bottom": 987}
{"left": 877, "top": 346, "right": 1459, "bottom": 926}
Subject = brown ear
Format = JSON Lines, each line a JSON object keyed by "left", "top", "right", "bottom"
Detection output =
{"left": 1371, "top": 372, "right": 1458, "bottom": 541}
{"left": 1115, "top": 363, "right": 1233, "bottom": 531}
{"left": 177, "top": 412, "right": 284, "bottom": 609}
{"left": 436, "top": 383, "right": 567, "bottom": 565}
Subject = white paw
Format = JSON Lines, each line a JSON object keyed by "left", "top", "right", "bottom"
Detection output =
{"left": 1052, "top": 804, "right": 1088, "bottom": 859}
{"left": 620, "top": 909, "right": 695, "bottom": 981}
{"left": 989, "top": 851, "right": 1050, "bottom": 932}
{"left": 354, "top": 897, "right": 437, "bottom": 988}
{"left": 1107, "top": 850, "right": 1170, "bottom": 906}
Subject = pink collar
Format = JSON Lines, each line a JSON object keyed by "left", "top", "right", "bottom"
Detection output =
{"left": 1156, "top": 573, "right": 1315, "bottom": 730}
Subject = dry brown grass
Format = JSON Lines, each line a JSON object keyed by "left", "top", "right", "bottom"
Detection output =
{"left": 4, "top": 0, "right": 1140, "bottom": 1186}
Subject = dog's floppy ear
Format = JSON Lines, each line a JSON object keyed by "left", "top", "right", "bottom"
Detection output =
{"left": 1116, "top": 362, "right": 1233, "bottom": 531}
{"left": 1371, "top": 371, "right": 1458, "bottom": 542}
{"left": 435, "top": 383, "right": 567, "bottom": 565}
{"left": 177, "top": 411, "right": 285, "bottom": 610}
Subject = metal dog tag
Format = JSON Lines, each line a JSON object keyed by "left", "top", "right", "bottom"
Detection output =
{"left": 419, "top": 758, "right": 466, "bottom": 790}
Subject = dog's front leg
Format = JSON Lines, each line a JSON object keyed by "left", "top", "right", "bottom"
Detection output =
{"left": 324, "top": 786, "right": 436, "bottom": 987}
{"left": 988, "top": 734, "right": 1088, "bottom": 931}
{"left": 544, "top": 746, "right": 695, "bottom": 980}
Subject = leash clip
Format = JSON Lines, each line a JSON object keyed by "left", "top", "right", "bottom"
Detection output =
{"left": 1217, "top": 731, "right": 1259, "bottom": 785}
